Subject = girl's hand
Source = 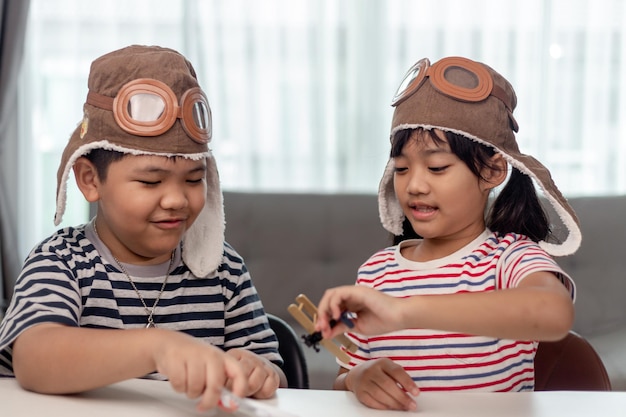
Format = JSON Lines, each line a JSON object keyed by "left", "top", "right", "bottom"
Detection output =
{"left": 315, "top": 285, "right": 406, "bottom": 339}
{"left": 344, "top": 359, "right": 419, "bottom": 411}
{"left": 225, "top": 348, "right": 282, "bottom": 398}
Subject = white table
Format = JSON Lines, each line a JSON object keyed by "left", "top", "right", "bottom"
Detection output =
{"left": 1, "top": 378, "right": 625, "bottom": 416}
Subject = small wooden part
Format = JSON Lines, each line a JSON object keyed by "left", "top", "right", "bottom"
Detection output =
{"left": 287, "top": 294, "right": 357, "bottom": 364}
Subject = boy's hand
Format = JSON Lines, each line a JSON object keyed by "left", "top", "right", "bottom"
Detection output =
{"left": 225, "top": 348, "right": 281, "bottom": 398}
{"left": 315, "top": 285, "right": 405, "bottom": 338}
{"left": 345, "top": 358, "right": 419, "bottom": 411}
{"left": 151, "top": 330, "right": 247, "bottom": 412}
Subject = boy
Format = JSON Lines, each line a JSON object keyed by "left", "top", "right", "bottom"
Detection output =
{"left": 0, "top": 45, "right": 286, "bottom": 412}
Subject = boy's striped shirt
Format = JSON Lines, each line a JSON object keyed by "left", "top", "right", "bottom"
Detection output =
{"left": 0, "top": 222, "right": 281, "bottom": 377}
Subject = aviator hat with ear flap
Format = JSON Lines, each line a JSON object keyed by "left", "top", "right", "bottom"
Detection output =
{"left": 54, "top": 44, "right": 224, "bottom": 276}
{"left": 379, "top": 56, "right": 581, "bottom": 256}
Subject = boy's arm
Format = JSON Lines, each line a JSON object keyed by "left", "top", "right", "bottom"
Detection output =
{"left": 12, "top": 323, "right": 247, "bottom": 411}
{"left": 13, "top": 323, "right": 159, "bottom": 393}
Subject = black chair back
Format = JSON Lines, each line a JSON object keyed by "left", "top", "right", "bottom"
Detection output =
{"left": 267, "top": 313, "right": 310, "bottom": 389}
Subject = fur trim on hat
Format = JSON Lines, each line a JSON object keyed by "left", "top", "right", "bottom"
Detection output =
{"left": 378, "top": 124, "right": 582, "bottom": 257}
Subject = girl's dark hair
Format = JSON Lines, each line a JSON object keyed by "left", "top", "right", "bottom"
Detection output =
{"left": 83, "top": 149, "right": 126, "bottom": 181}
{"left": 390, "top": 128, "right": 550, "bottom": 245}
{"left": 392, "top": 217, "right": 422, "bottom": 245}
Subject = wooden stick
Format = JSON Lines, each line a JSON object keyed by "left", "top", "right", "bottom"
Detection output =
{"left": 287, "top": 294, "right": 357, "bottom": 364}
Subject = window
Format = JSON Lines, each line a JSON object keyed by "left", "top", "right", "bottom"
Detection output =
{"left": 18, "top": 0, "right": 626, "bottom": 260}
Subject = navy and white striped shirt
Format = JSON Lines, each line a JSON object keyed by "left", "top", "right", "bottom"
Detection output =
{"left": 0, "top": 222, "right": 281, "bottom": 376}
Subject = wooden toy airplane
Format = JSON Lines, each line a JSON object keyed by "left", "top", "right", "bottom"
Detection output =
{"left": 287, "top": 294, "right": 357, "bottom": 364}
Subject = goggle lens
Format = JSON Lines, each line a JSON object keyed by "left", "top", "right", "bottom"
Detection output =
{"left": 192, "top": 101, "right": 210, "bottom": 131}
{"left": 127, "top": 93, "right": 166, "bottom": 122}
{"left": 180, "top": 88, "right": 212, "bottom": 143}
{"left": 443, "top": 66, "right": 479, "bottom": 90}
{"left": 391, "top": 59, "right": 429, "bottom": 105}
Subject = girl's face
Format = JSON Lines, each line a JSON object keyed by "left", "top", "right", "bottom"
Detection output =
{"left": 93, "top": 154, "right": 207, "bottom": 265}
{"left": 393, "top": 129, "right": 499, "bottom": 255}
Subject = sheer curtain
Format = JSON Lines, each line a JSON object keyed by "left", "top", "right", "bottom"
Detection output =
{"left": 0, "top": 0, "right": 30, "bottom": 311}
{"left": 16, "top": 0, "right": 626, "bottom": 264}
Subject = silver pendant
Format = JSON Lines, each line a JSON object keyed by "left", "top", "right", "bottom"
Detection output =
{"left": 146, "top": 319, "right": 156, "bottom": 329}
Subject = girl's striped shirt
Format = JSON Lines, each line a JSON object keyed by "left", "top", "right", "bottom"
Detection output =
{"left": 340, "top": 230, "right": 575, "bottom": 392}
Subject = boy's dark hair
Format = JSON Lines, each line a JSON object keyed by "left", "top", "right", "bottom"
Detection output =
{"left": 84, "top": 149, "right": 126, "bottom": 181}
{"left": 390, "top": 128, "right": 550, "bottom": 245}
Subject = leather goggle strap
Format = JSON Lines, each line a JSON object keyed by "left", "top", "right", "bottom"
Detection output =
{"left": 490, "top": 83, "right": 514, "bottom": 113}
{"left": 86, "top": 90, "right": 114, "bottom": 110}
{"left": 490, "top": 83, "right": 519, "bottom": 132}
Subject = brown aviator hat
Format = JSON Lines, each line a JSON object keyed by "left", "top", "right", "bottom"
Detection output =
{"left": 378, "top": 56, "right": 581, "bottom": 256}
{"left": 54, "top": 45, "right": 224, "bottom": 276}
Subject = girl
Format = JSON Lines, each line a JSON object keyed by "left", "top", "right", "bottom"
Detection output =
{"left": 315, "top": 56, "right": 582, "bottom": 411}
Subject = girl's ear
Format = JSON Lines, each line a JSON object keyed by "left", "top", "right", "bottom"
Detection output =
{"left": 480, "top": 153, "right": 508, "bottom": 191}
{"left": 73, "top": 157, "right": 101, "bottom": 203}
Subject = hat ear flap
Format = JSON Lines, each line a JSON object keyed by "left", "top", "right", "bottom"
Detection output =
{"left": 183, "top": 154, "right": 224, "bottom": 276}
{"left": 378, "top": 158, "right": 404, "bottom": 236}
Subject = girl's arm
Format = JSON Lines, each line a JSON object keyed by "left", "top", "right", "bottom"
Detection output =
{"left": 316, "top": 271, "right": 574, "bottom": 341}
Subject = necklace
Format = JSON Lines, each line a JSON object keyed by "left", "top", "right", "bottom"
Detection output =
{"left": 92, "top": 222, "right": 174, "bottom": 328}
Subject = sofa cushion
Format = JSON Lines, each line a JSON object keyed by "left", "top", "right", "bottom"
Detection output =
{"left": 224, "top": 192, "right": 389, "bottom": 319}
{"left": 556, "top": 196, "right": 626, "bottom": 337}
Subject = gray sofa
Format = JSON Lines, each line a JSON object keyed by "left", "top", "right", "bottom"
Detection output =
{"left": 223, "top": 192, "right": 626, "bottom": 390}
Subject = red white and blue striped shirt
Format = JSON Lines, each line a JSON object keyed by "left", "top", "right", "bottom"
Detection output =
{"left": 340, "top": 230, "right": 575, "bottom": 392}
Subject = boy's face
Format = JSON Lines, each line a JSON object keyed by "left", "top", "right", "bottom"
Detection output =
{"left": 94, "top": 154, "right": 207, "bottom": 264}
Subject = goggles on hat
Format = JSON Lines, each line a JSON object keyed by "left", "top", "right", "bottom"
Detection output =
{"left": 86, "top": 78, "right": 212, "bottom": 144}
{"left": 391, "top": 57, "right": 513, "bottom": 112}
